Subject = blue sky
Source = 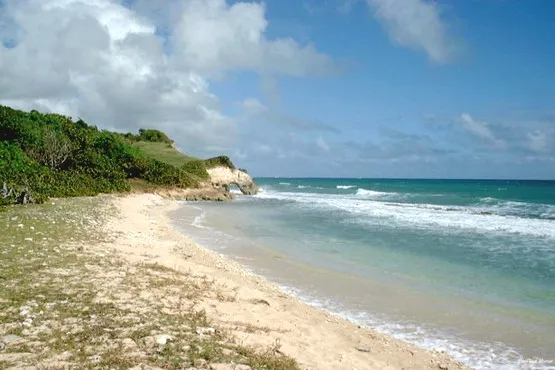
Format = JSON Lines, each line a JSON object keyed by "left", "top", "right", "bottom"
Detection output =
{"left": 1, "top": 0, "right": 554, "bottom": 178}
{"left": 215, "top": 0, "right": 555, "bottom": 179}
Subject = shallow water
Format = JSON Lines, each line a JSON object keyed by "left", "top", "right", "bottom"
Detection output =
{"left": 171, "top": 178, "right": 555, "bottom": 369}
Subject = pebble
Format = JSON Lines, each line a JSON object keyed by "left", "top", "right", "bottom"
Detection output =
{"left": 356, "top": 346, "right": 371, "bottom": 353}
{"left": 121, "top": 338, "right": 136, "bottom": 349}
{"left": 2, "top": 335, "right": 23, "bottom": 344}
{"left": 156, "top": 334, "right": 174, "bottom": 345}
{"left": 24, "top": 238, "right": 33, "bottom": 242}
{"left": 195, "top": 327, "right": 216, "bottom": 336}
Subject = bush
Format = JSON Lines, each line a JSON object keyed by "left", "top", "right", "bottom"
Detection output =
{"left": 118, "top": 128, "right": 174, "bottom": 145}
{"left": 204, "top": 156, "right": 235, "bottom": 169}
{"left": 181, "top": 160, "right": 210, "bottom": 180}
{"left": 0, "top": 105, "right": 204, "bottom": 205}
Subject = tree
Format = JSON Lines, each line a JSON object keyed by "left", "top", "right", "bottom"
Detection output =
{"left": 39, "top": 128, "right": 72, "bottom": 169}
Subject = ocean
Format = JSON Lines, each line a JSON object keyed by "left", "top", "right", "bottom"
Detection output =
{"left": 170, "top": 178, "right": 555, "bottom": 369}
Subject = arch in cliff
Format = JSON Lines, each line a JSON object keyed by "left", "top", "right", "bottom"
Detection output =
{"left": 206, "top": 166, "right": 258, "bottom": 196}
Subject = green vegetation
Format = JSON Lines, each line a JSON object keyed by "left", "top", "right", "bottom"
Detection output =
{"left": 131, "top": 141, "right": 197, "bottom": 167}
{"left": 118, "top": 128, "right": 174, "bottom": 145}
{"left": 0, "top": 105, "right": 237, "bottom": 205}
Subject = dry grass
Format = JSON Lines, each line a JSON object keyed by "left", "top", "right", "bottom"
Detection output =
{"left": 0, "top": 197, "right": 299, "bottom": 370}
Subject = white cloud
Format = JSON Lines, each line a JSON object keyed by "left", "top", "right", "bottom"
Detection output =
{"left": 172, "top": 0, "right": 337, "bottom": 77}
{"left": 316, "top": 136, "right": 330, "bottom": 151}
{"left": 253, "top": 143, "right": 272, "bottom": 154}
{"left": 0, "top": 0, "right": 336, "bottom": 158}
{"left": 367, "top": 0, "right": 458, "bottom": 63}
{"left": 242, "top": 98, "right": 268, "bottom": 117}
{"left": 458, "top": 113, "right": 506, "bottom": 148}
{"left": 526, "top": 130, "right": 549, "bottom": 153}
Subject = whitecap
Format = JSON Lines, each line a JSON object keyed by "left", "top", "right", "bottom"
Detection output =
{"left": 356, "top": 188, "right": 392, "bottom": 197}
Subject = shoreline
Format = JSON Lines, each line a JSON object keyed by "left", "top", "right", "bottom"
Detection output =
{"left": 0, "top": 193, "right": 469, "bottom": 369}
{"left": 109, "top": 193, "right": 469, "bottom": 369}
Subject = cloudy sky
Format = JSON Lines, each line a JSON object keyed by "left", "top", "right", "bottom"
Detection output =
{"left": 1, "top": 0, "right": 554, "bottom": 179}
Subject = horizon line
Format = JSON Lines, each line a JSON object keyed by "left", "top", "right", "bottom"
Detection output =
{"left": 252, "top": 176, "right": 555, "bottom": 181}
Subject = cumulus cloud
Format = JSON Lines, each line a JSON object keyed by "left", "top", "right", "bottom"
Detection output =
{"left": 367, "top": 0, "right": 459, "bottom": 63}
{"left": 0, "top": 0, "right": 336, "bottom": 157}
{"left": 172, "top": 0, "right": 337, "bottom": 77}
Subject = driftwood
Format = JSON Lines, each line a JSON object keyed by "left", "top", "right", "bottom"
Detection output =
{"left": 1, "top": 182, "right": 34, "bottom": 204}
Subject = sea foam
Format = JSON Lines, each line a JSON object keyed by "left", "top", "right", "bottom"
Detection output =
{"left": 255, "top": 189, "right": 555, "bottom": 239}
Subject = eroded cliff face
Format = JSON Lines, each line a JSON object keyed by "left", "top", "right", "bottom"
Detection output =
{"left": 206, "top": 166, "right": 258, "bottom": 195}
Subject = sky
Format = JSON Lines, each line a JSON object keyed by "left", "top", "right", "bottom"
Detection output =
{"left": 1, "top": 0, "right": 554, "bottom": 179}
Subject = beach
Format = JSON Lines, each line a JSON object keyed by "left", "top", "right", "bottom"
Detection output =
{"left": 108, "top": 193, "right": 468, "bottom": 369}
{"left": 0, "top": 193, "right": 468, "bottom": 369}
{"left": 171, "top": 178, "right": 555, "bottom": 370}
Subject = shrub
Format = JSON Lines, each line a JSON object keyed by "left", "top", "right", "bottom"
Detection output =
{"left": 0, "top": 105, "right": 204, "bottom": 205}
{"left": 204, "top": 156, "right": 235, "bottom": 169}
{"left": 181, "top": 160, "right": 210, "bottom": 180}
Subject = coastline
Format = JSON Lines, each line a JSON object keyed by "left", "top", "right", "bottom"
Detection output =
{"left": 0, "top": 193, "right": 469, "bottom": 369}
{"left": 108, "top": 193, "right": 469, "bottom": 370}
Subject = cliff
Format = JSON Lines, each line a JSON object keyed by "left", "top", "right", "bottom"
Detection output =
{"left": 207, "top": 166, "right": 258, "bottom": 195}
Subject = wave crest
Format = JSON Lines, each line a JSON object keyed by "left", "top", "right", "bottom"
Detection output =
{"left": 356, "top": 188, "right": 391, "bottom": 197}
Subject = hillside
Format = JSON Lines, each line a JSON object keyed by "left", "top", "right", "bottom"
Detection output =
{"left": 131, "top": 141, "right": 198, "bottom": 167}
{"left": 0, "top": 105, "right": 236, "bottom": 206}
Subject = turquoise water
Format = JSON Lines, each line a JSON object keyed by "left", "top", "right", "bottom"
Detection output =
{"left": 172, "top": 178, "right": 555, "bottom": 369}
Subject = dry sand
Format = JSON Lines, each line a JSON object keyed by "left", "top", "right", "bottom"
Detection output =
{"left": 102, "top": 193, "right": 470, "bottom": 370}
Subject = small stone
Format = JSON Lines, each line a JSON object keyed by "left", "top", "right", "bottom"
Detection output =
{"left": 2, "top": 335, "right": 24, "bottom": 344}
{"left": 211, "top": 364, "right": 251, "bottom": 370}
{"left": 156, "top": 334, "right": 174, "bottom": 345}
{"left": 195, "top": 327, "right": 216, "bottom": 336}
{"left": 193, "top": 358, "right": 207, "bottom": 367}
{"left": 17, "top": 224, "right": 24, "bottom": 228}
{"left": 122, "top": 338, "right": 136, "bottom": 349}
{"left": 356, "top": 346, "right": 371, "bottom": 353}
{"left": 438, "top": 364, "right": 449, "bottom": 370}
{"left": 24, "top": 238, "right": 33, "bottom": 242}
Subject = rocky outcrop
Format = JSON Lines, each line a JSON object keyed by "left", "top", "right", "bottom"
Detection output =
{"left": 149, "top": 166, "right": 257, "bottom": 202}
{"left": 206, "top": 166, "right": 258, "bottom": 195}
{"left": 151, "top": 187, "right": 234, "bottom": 202}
